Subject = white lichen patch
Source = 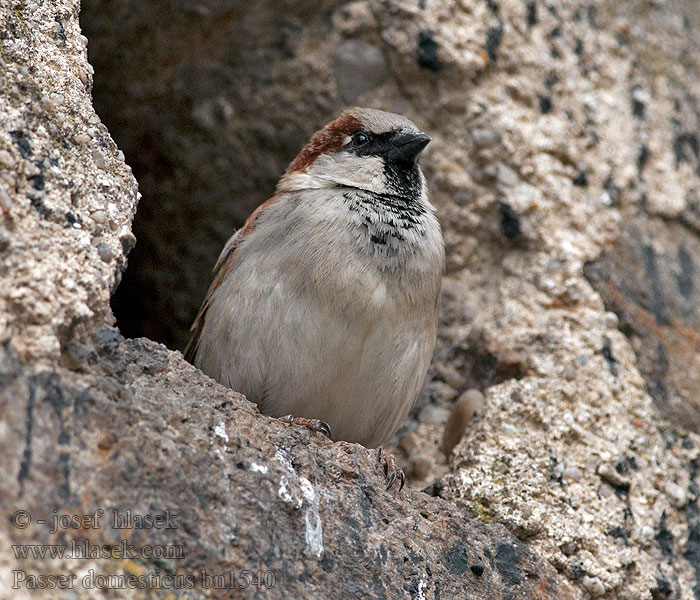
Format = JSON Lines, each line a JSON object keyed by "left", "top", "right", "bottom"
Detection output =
{"left": 300, "top": 476, "right": 323, "bottom": 557}
{"left": 274, "top": 446, "right": 324, "bottom": 555}
{"left": 274, "top": 447, "right": 294, "bottom": 471}
{"left": 416, "top": 579, "right": 427, "bottom": 600}
{"left": 277, "top": 475, "right": 299, "bottom": 508}
{"left": 213, "top": 421, "right": 229, "bottom": 443}
{"left": 250, "top": 462, "right": 268, "bottom": 474}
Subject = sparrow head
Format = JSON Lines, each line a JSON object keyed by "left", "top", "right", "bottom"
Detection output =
{"left": 280, "top": 107, "right": 431, "bottom": 200}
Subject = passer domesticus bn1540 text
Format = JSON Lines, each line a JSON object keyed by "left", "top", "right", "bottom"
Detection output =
{"left": 185, "top": 107, "right": 444, "bottom": 454}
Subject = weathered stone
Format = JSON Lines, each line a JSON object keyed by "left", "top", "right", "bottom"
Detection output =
{"left": 585, "top": 214, "right": 700, "bottom": 431}
{"left": 333, "top": 40, "right": 388, "bottom": 103}
{"left": 0, "top": 0, "right": 138, "bottom": 361}
{"left": 1, "top": 334, "right": 576, "bottom": 599}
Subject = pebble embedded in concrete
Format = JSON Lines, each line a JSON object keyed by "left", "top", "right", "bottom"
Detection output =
{"left": 562, "top": 466, "right": 582, "bottom": 481}
{"left": 496, "top": 164, "right": 520, "bottom": 186}
{"left": 631, "top": 88, "right": 650, "bottom": 105}
{"left": 562, "top": 365, "right": 577, "bottom": 380}
{"left": 639, "top": 525, "right": 655, "bottom": 542}
{"left": 0, "top": 187, "right": 11, "bottom": 211}
{"left": 92, "top": 149, "right": 107, "bottom": 170}
{"left": 333, "top": 40, "right": 388, "bottom": 103}
{"left": 0, "top": 150, "right": 16, "bottom": 168}
{"left": 561, "top": 542, "right": 577, "bottom": 555}
{"left": 97, "top": 243, "right": 113, "bottom": 263}
{"left": 665, "top": 481, "right": 687, "bottom": 508}
{"left": 603, "top": 312, "right": 619, "bottom": 329}
{"left": 91, "top": 210, "right": 107, "bottom": 224}
{"left": 442, "top": 389, "right": 485, "bottom": 455}
{"left": 581, "top": 575, "right": 605, "bottom": 596}
{"left": 471, "top": 128, "right": 501, "bottom": 148}
{"left": 0, "top": 231, "right": 10, "bottom": 252}
{"left": 597, "top": 462, "right": 629, "bottom": 488}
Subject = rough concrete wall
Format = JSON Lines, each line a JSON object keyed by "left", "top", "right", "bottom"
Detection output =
{"left": 0, "top": 0, "right": 138, "bottom": 361}
{"left": 0, "top": 332, "right": 576, "bottom": 599}
{"left": 2, "top": 0, "right": 700, "bottom": 598}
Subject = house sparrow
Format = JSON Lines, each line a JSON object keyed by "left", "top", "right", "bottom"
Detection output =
{"left": 185, "top": 107, "right": 444, "bottom": 488}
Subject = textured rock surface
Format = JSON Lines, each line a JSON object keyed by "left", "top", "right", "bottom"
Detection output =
{"left": 1, "top": 332, "right": 576, "bottom": 599}
{"left": 585, "top": 212, "right": 700, "bottom": 432}
{"left": 3, "top": 0, "right": 700, "bottom": 599}
{"left": 1, "top": 1, "right": 576, "bottom": 598}
{"left": 387, "top": 1, "right": 700, "bottom": 598}
{"left": 0, "top": 0, "right": 139, "bottom": 361}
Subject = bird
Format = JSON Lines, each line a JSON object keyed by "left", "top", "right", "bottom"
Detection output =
{"left": 185, "top": 107, "right": 444, "bottom": 488}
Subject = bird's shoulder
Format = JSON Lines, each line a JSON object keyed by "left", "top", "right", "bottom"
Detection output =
{"left": 183, "top": 193, "right": 281, "bottom": 362}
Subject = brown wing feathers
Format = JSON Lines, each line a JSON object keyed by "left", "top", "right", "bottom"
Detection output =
{"left": 183, "top": 196, "right": 275, "bottom": 362}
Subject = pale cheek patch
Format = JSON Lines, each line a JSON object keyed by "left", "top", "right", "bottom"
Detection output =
{"left": 308, "top": 153, "right": 387, "bottom": 194}
{"left": 333, "top": 153, "right": 385, "bottom": 181}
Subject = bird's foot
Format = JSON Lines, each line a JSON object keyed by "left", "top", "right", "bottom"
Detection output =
{"left": 281, "top": 415, "right": 332, "bottom": 439}
{"left": 377, "top": 447, "right": 405, "bottom": 491}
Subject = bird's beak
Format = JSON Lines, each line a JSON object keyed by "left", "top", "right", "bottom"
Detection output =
{"left": 385, "top": 131, "right": 432, "bottom": 163}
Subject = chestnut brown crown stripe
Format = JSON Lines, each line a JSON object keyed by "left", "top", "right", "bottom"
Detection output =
{"left": 287, "top": 114, "right": 363, "bottom": 174}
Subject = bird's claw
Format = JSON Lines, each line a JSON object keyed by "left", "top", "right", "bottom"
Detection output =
{"left": 377, "top": 447, "right": 405, "bottom": 491}
{"left": 281, "top": 415, "right": 332, "bottom": 439}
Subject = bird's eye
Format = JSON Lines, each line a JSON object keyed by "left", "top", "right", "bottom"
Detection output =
{"left": 352, "top": 132, "right": 369, "bottom": 146}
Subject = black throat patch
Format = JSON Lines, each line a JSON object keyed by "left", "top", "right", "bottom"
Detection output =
{"left": 382, "top": 160, "right": 423, "bottom": 201}
{"left": 342, "top": 189, "right": 427, "bottom": 253}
